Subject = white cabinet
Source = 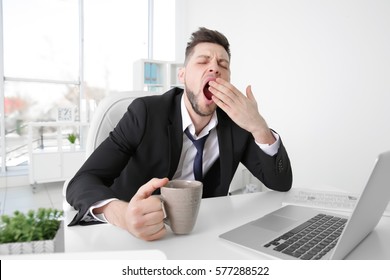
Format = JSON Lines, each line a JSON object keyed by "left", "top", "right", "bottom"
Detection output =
{"left": 28, "top": 122, "right": 89, "bottom": 187}
{"left": 31, "top": 152, "right": 62, "bottom": 182}
{"left": 133, "top": 59, "right": 183, "bottom": 92}
{"left": 62, "top": 152, "right": 86, "bottom": 179}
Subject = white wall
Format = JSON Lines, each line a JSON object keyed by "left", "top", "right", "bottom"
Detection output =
{"left": 175, "top": 0, "right": 390, "bottom": 193}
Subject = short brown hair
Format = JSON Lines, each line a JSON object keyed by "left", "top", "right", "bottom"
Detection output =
{"left": 184, "top": 27, "right": 231, "bottom": 65}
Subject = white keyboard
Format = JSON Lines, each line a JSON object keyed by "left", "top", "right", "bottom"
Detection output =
{"left": 282, "top": 188, "right": 390, "bottom": 217}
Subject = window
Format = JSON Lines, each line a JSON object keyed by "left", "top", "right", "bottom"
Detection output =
{"left": 1, "top": 0, "right": 80, "bottom": 172}
{"left": 0, "top": 0, "right": 176, "bottom": 173}
{"left": 83, "top": 0, "right": 148, "bottom": 92}
{"left": 3, "top": 0, "right": 79, "bottom": 81}
{"left": 153, "top": 0, "right": 175, "bottom": 61}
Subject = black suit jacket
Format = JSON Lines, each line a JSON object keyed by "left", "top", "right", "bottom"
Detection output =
{"left": 66, "top": 88, "right": 292, "bottom": 225}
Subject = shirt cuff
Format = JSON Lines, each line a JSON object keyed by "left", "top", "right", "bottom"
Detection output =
{"left": 255, "top": 131, "right": 280, "bottom": 156}
{"left": 81, "top": 198, "right": 118, "bottom": 223}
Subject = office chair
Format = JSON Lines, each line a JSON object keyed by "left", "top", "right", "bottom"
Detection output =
{"left": 62, "top": 91, "right": 154, "bottom": 210}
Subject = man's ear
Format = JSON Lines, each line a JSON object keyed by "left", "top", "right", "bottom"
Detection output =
{"left": 178, "top": 67, "right": 185, "bottom": 83}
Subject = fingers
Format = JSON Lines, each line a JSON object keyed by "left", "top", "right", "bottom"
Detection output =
{"left": 209, "top": 79, "right": 268, "bottom": 136}
{"left": 127, "top": 196, "right": 167, "bottom": 241}
{"left": 210, "top": 78, "right": 256, "bottom": 102}
{"left": 209, "top": 78, "right": 254, "bottom": 116}
{"left": 209, "top": 78, "right": 239, "bottom": 108}
{"left": 142, "top": 225, "right": 167, "bottom": 241}
{"left": 129, "top": 202, "right": 167, "bottom": 241}
{"left": 209, "top": 78, "right": 236, "bottom": 94}
{"left": 132, "top": 177, "right": 169, "bottom": 201}
{"left": 127, "top": 178, "right": 168, "bottom": 241}
{"left": 130, "top": 195, "right": 163, "bottom": 217}
{"left": 246, "top": 85, "right": 256, "bottom": 102}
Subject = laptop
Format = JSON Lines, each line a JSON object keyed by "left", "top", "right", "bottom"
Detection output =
{"left": 219, "top": 151, "right": 390, "bottom": 260}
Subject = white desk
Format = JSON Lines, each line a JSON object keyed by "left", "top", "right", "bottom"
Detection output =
{"left": 64, "top": 191, "right": 390, "bottom": 260}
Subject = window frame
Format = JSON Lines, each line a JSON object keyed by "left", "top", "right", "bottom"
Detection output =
{"left": 0, "top": 0, "right": 165, "bottom": 174}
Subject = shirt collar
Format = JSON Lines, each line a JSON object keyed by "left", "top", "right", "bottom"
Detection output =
{"left": 181, "top": 94, "right": 218, "bottom": 139}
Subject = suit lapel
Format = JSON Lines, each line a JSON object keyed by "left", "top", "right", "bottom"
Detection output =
{"left": 167, "top": 90, "right": 184, "bottom": 179}
{"left": 216, "top": 109, "right": 234, "bottom": 190}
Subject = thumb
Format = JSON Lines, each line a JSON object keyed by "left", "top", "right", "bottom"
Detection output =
{"left": 246, "top": 85, "right": 256, "bottom": 102}
{"left": 132, "top": 177, "right": 169, "bottom": 201}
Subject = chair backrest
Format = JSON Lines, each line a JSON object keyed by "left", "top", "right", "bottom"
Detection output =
{"left": 85, "top": 91, "right": 153, "bottom": 157}
{"left": 63, "top": 91, "right": 153, "bottom": 209}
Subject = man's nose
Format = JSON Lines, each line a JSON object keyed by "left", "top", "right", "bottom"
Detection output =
{"left": 208, "top": 61, "right": 220, "bottom": 75}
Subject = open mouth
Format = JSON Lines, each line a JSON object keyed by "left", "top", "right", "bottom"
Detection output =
{"left": 203, "top": 82, "right": 213, "bottom": 100}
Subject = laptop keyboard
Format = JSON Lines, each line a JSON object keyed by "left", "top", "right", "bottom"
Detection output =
{"left": 263, "top": 214, "right": 347, "bottom": 260}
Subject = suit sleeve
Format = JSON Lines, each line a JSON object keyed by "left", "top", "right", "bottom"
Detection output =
{"left": 66, "top": 98, "right": 147, "bottom": 225}
{"left": 243, "top": 134, "right": 293, "bottom": 192}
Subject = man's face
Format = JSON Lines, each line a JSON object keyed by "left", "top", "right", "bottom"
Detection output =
{"left": 179, "top": 42, "right": 231, "bottom": 117}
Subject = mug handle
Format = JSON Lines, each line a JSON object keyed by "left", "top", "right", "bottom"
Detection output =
{"left": 159, "top": 195, "right": 170, "bottom": 226}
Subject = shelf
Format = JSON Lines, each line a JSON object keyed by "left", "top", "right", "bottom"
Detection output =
{"left": 27, "top": 122, "right": 89, "bottom": 185}
{"left": 133, "top": 59, "right": 183, "bottom": 92}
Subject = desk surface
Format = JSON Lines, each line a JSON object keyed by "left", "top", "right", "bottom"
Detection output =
{"left": 64, "top": 191, "right": 390, "bottom": 260}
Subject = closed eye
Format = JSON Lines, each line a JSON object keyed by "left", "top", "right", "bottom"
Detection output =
{"left": 219, "top": 62, "right": 229, "bottom": 69}
{"left": 218, "top": 59, "right": 230, "bottom": 69}
{"left": 196, "top": 58, "right": 209, "bottom": 64}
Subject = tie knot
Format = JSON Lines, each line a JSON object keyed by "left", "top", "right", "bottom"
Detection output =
{"left": 184, "top": 129, "right": 208, "bottom": 152}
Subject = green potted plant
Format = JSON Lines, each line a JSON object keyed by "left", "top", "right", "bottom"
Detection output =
{"left": 67, "top": 133, "right": 77, "bottom": 144}
{"left": 0, "top": 208, "right": 64, "bottom": 255}
{"left": 67, "top": 133, "right": 77, "bottom": 151}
